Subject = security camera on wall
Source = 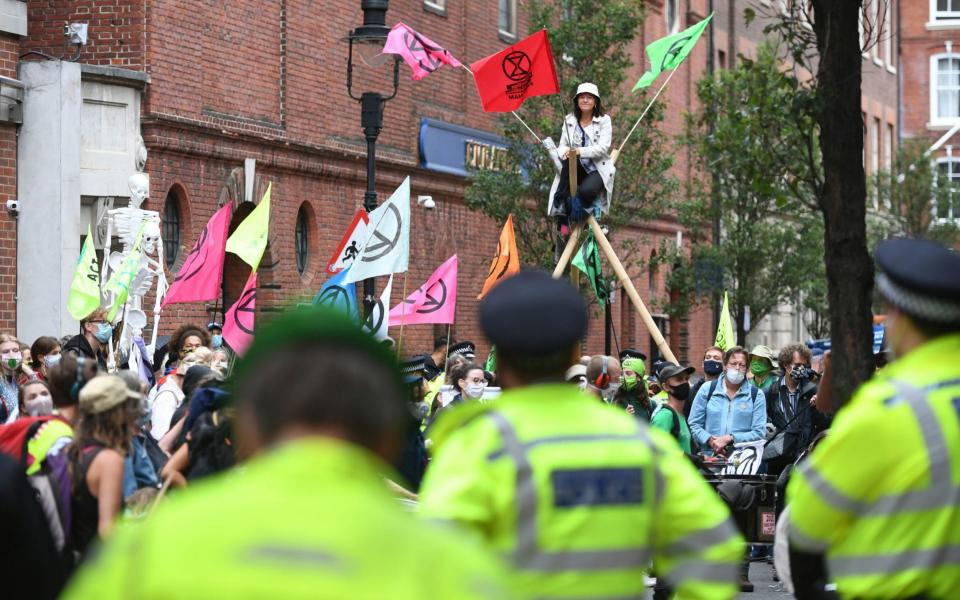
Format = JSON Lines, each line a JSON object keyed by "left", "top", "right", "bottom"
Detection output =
{"left": 417, "top": 195, "right": 436, "bottom": 210}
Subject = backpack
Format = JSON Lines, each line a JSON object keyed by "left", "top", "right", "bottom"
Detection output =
{"left": 706, "top": 378, "right": 759, "bottom": 404}
{"left": 0, "top": 417, "right": 74, "bottom": 554}
{"left": 652, "top": 403, "right": 682, "bottom": 440}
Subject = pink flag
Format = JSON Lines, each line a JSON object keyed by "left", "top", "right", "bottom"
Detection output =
{"left": 162, "top": 204, "right": 233, "bottom": 306}
{"left": 383, "top": 22, "right": 462, "bottom": 81}
{"left": 389, "top": 255, "right": 457, "bottom": 326}
{"left": 223, "top": 272, "right": 256, "bottom": 356}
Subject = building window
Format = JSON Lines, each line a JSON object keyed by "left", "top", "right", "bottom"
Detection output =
{"left": 499, "top": 0, "right": 516, "bottom": 38}
{"left": 424, "top": 0, "right": 445, "bottom": 13}
{"left": 295, "top": 204, "right": 309, "bottom": 275}
{"left": 884, "top": 123, "right": 895, "bottom": 171}
{"left": 665, "top": 0, "right": 679, "bottom": 34}
{"left": 931, "top": 54, "right": 960, "bottom": 123}
{"left": 870, "top": 117, "right": 880, "bottom": 176}
{"left": 882, "top": 2, "right": 893, "bottom": 65}
{"left": 933, "top": 0, "right": 960, "bottom": 21}
{"left": 717, "top": 49, "right": 727, "bottom": 70}
{"left": 162, "top": 192, "right": 181, "bottom": 268}
{"left": 936, "top": 158, "right": 960, "bottom": 221}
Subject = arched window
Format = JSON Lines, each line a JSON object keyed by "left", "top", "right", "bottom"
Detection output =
{"left": 930, "top": 53, "right": 960, "bottom": 124}
{"left": 295, "top": 204, "right": 309, "bottom": 275}
{"left": 162, "top": 192, "right": 181, "bottom": 268}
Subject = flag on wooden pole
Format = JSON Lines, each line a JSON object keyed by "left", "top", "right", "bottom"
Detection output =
{"left": 478, "top": 215, "right": 521, "bottom": 299}
{"left": 389, "top": 255, "right": 458, "bottom": 326}
{"left": 223, "top": 272, "right": 257, "bottom": 356}
{"left": 383, "top": 22, "right": 462, "bottom": 81}
{"left": 633, "top": 14, "right": 712, "bottom": 91}
{"left": 715, "top": 291, "right": 736, "bottom": 351}
{"left": 225, "top": 183, "right": 271, "bottom": 272}
{"left": 67, "top": 226, "right": 102, "bottom": 320}
{"left": 163, "top": 204, "right": 233, "bottom": 306}
{"left": 470, "top": 30, "right": 559, "bottom": 112}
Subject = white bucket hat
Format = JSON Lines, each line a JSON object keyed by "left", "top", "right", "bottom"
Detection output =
{"left": 574, "top": 82, "right": 600, "bottom": 101}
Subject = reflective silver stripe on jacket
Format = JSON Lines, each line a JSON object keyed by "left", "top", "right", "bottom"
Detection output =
{"left": 798, "top": 379, "right": 960, "bottom": 517}
{"left": 829, "top": 545, "right": 960, "bottom": 577}
{"left": 485, "top": 410, "right": 656, "bottom": 572}
{"left": 665, "top": 559, "right": 740, "bottom": 585}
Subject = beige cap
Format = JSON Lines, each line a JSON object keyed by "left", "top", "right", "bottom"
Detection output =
{"left": 574, "top": 82, "right": 600, "bottom": 100}
{"left": 750, "top": 345, "right": 778, "bottom": 365}
{"left": 79, "top": 375, "right": 141, "bottom": 414}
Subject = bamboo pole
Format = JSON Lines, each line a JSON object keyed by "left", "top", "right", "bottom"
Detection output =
{"left": 552, "top": 225, "right": 583, "bottom": 279}
{"left": 586, "top": 216, "right": 677, "bottom": 363}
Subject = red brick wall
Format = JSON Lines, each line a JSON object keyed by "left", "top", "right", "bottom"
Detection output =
{"left": 22, "top": 0, "right": 145, "bottom": 68}
{"left": 0, "top": 31, "right": 20, "bottom": 334}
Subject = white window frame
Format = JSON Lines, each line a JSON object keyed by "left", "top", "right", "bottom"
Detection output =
{"left": 932, "top": 0, "right": 960, "bottom": 22}
{"left": 424, "top": 0, "right": 446, "bottom": 13}
{"left": 935, "top": 155, "right": 960, "bottom": 222}
{"left": 498, "top": 0, "right": 517, "bottom": 39}
{"left": 930, "top": 52, "right": 960, "bottom": 125}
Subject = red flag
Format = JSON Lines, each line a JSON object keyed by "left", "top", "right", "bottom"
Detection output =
{"left": 223, "top": 272, "right": 256, "bottom": 356}
{"left": 389, "top": 255, "right": 457, "bottom": 326}
{"left": 470, "top": 30, "right": 559, "bottom": 112}
{"left": 162, "top": 204, "right": 232, "bottom": 306}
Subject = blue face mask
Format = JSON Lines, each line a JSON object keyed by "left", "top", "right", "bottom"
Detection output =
{"left": 94, "top": 322, "right": 113, "bottom": 343}
{"left": 211, "top": 334, "right": 223, "bottom": 349}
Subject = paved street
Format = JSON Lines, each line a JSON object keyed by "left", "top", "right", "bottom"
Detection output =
{"left": 646, "top": 561, "right": 791, "bottom": 599}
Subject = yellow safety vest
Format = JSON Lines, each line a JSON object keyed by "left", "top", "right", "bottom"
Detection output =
{"left": 788, "top": 332, "right": 960, "bottom": 598}
{"left": 420, "top": 382, "right": 743, "bottom": 600}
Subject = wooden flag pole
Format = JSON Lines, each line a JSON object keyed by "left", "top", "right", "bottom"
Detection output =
{"left": 586, "top": 216, "right": 677, "bottom": 363}
{"left": 611, "top": 66, "right": 680, "bottom": 166}
{"left": 552, "top": 225, "right": 582, "bottom": 279}
{"left": 396, "top": 272, "right": 409, "bottom": 357}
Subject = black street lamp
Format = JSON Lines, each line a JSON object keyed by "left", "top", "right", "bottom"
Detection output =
{"left": 347, "top": 0, "right": 400, "bottom": 317}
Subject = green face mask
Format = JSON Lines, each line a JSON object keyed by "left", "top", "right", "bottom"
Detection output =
{"left": 621, "top": 374, "right": 639, "bottom": 391}
{"left": 750, "top": 359, "right": 771, "bottom": 378}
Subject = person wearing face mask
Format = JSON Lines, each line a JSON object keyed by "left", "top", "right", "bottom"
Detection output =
{"left": 614, "top": 348, "right": 656, "bottom": 421}
{"left": 30, "top": 336, "right": 62, "bottom": 382}
{"left": 207, "top": 322, "right": 224, "bottom": 351}
{"left": 0, "top": 334, "right": 30, "bottom": 423}
{"left": 63, "top": 309, "right": 112, "bottom": 372}
{"left": 787, "top": 239, "right": 960, "bottom": 599}
{"left": 748, "top": 345, "right": 779, "bottom": 398}
{"left": 427, "top": 362, "right": 486, "bottom": 429}
{"left": 18, "top": 380, "right": 54, "bottom": 417}
{"left": 584, "top": 354, "right": 622, "bottom": 402}
{"left": 685, "top": 346, "right": 724, "bottom": 419}
{"left": 650, "top": 363, "right": 696, "bottom": 454}
{"left": 688, "top": 346, "right": 766, "bottom": 458}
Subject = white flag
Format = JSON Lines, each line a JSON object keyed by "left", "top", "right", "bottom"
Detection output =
{"left": 363, "top": 274, "right": 393, "bottom": 340}
{"left": 342, "top": 177, "right": 410, "bottom": 284}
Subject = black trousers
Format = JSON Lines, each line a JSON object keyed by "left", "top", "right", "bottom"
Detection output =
{"left": 552, "top": 159, "right": 604, "bottom": 216}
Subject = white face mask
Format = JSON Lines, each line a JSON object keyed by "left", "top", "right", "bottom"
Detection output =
{"left": 604, "top": 383, "right": 621, "bottom": 399}
{"left": 726, "top": 368, "right": 746, "bottom": 385}
{"left": 464, "top": 382, "right": 486, "bottom": 399}
{"left": 25, "top": 393, "right": 53, "bottom": 416}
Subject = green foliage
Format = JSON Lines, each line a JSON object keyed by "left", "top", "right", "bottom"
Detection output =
{"left": 465, "top": 0, "right": 679, "bottom": 270}
{"left": 664, "top": 44, "right": 824, "bottom": 343}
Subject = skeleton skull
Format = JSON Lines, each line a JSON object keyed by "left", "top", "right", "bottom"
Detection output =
{"left": 128, "top": 173, "right": 150, "bottom": 209}
{"left": 142, "top": 222, "right": 161, "bottom": 255}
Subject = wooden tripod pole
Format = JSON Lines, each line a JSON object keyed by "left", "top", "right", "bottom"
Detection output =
{"left": 586, "top": 216, "right": 677, "bottom": 364}
{"left": 552, "top": 225, "right": 583, "bottom": 279}
{"left": 567, "top": 153, "right": 578, "bottom": 198}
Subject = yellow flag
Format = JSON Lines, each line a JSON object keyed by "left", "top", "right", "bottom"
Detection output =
{"left": 715, "top": 291, "right": 736, "bottom": 351}
{"left": 104, "top": 223, "right": 146, "bottom": 322}
{"left": 226, "top": 182, "right": 271, "bottom": 271}
{"left": 477, "top": 214, "right": 521, "bottom": 299}
{"left": 67, "top": 226, "right": 102, "bottom": 320}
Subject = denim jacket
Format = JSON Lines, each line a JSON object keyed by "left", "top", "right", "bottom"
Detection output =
{"left": 688, "top": 378, "right": 767, "bottom": 447}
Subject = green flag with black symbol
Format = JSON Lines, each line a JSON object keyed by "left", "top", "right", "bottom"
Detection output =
{"left": 67, "top": 226, "right": 102, "bottom": 320}
{"left": 572, "top": 231, "right": 608, "bottom": 304}
{"left": 633, "top": 13, "right": 713, "bottom": 91}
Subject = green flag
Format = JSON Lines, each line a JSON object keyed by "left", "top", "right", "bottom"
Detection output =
{"left": 67, "top": 226, "right": 102, "bottom": 320}
{"left": 226, "top": 182, "right": 272, "bottom": 271}
{"left": 485, "top": 345, "right": 497, "bottom": 373}
{"left": 572, "top": 231, "right": 608, "bottom": 303}
{"left": 104, "top": 223, "right": 146, "bottom": 322}
{"left": 715, "top": 291, "right": 736, "bottom": 351}
{"left": 633, "top": 13, "right": 713, "bottom": 91}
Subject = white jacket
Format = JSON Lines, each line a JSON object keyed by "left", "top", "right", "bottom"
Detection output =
{"left": 546, "top": 113, "right": 616, "bottom": 216}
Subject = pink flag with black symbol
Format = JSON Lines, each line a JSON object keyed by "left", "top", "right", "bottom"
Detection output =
{"left": 162, "top": 204, "right": 233, "bottom": 306}
{"left": 389, "top": 255, "right": 457, "bottom": 326}
{"left": 382, "top": 22, "right": 462, "bottom": 81}
{"left": 223, "top": 272, "right": 256, "bottom": 356}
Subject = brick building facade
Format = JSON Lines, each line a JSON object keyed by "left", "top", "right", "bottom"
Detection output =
{"left": 901, "top": 0, "right": 960, "bottom": 224}
{"left": 11, "top": 0, "right": 722, "bottom": 368}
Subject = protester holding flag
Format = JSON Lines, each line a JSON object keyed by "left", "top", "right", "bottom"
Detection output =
{"left": 62, "top": 309, "right": 111, "bottom": 372}
{"left": 548, "top": 83, "right": 615, "bottom": 224}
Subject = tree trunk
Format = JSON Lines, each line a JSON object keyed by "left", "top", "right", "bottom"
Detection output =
{"left": 811, "top": 1, "right": 876, "bottom": 409}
